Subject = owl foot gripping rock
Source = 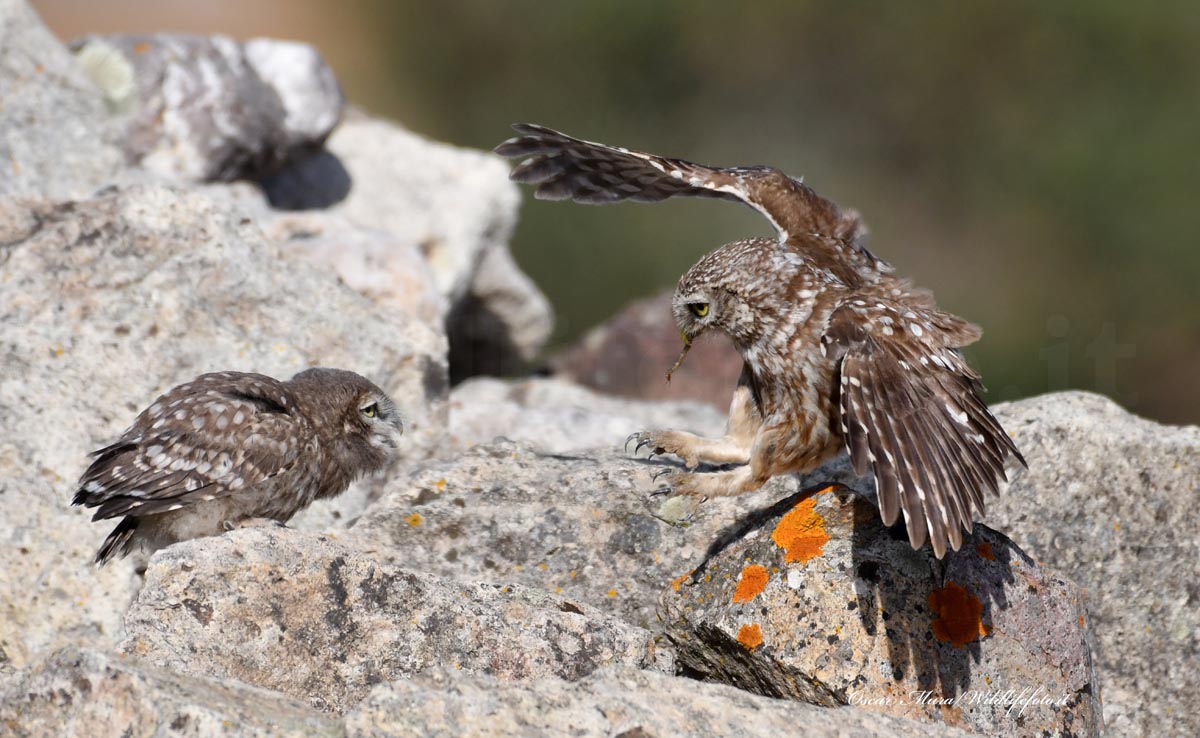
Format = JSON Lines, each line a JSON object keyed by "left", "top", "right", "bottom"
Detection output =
{"left": 72, "top": 368, "right": 403, "bottom": 564}
{"left": 497, "top": 124, "right": 1026, "bottom": 559}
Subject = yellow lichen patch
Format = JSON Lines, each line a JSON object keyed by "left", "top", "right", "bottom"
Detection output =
{"left": 771, "top": 497, "right": 830, "bottom": 563}
{"left": 976, "top": 542, "right": 996, "bottom": 560}
{"left": 404, "top": 512, "right": 423, "bottom": 527}
{"left": 737, "top": 623, "right": 764, "bottom": 651}
{"left": 435, "top": 478, "right": 447, "bottom": 491}
{"left": 606, "top": 588, "right": 618, "bottom": 598}
{"left": 929, "top": 582, "right": 989, "bottom": 647}
{"left": 732, "top": 565, "right": 769, "bottom": 604}
{"left": 671, "top": 571, "right": 694, "bottom": 592}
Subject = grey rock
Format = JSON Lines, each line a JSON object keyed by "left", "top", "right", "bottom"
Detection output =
{"left": 0, "top": 184, "right": 446, "bottom": 669}
{"left": 261, "top": 112, "right": 553, "bottom": 377}
{"left": 448, "top": 376, "right": 725, "bottom": 454}
{"left": 70, "top": 34, "right": 344, "bottom": 182}
{"left": 0, "top": 0, "right": 124, "bottom": 198}
{"left": 346, "top": 667, "right": 977, "bottom": 738}
{"left": 988, "top": 392, "right": 1200, "bottom": 738}
{"left": 659, "top": 487, "right": 1101, "bottom": 738}
{"left": 120, "top": 527, "right": 669, "bottom": 713}
{"left": 349, "top": 440, "right": 864, "bottom": 631}
{"left": 0, "top": 647, "right": 340, "bottom": 738}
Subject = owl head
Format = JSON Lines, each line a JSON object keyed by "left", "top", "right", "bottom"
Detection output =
{"left": 666, "top": 239, "right": 777, "bottom": 378}
{"left": 289, "top": 368, "right": 404, "bottom": 477}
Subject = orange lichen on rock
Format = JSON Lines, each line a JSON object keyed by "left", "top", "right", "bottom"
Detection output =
{"left": 404, "top": 512, "right": 423, "bottom": 527}
{"left": 929, "top": 582, "right": 989, "bottom": 647}
{"left": 771, "top": 497, "right": 831, "bottom": 563}
{"left": 732, "top": 565, "right": 769, "bottom": 604}
{"left": 976, "top": 542, "right": 995, "bottom": 560}
{"left": 737, "top": 623, "right": 764, "bottom": 651}
{"left": 671, "top": 571, "right": 694, "bottom": 592}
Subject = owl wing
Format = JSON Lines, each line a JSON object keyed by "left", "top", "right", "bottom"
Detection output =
{"left": 495, "top": 123, "right": 869, "bottom": 249}
{"left": 822, "top": 301, "right": 1026, "bottom": 558}
{"left": 73, "top": 372, "right": 307, "bottom": 520}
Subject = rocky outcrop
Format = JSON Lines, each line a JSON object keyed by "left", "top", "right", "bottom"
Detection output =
{"left": 988, "top": 392, "right": 1200, "bottom": 738}
{"left": 348, "top": 440, "right": 807, "bottom": 631}
{"left": 344, "top": 667, "right": 978, "bottom": 738}
{"left": 120, "top": 527, "right": 669, "bottom": 713}
{"left": 659, "top": 487, "right": 1100, "bottom": 737}
{"left": 70, "top": 34, "right": 344, "bottom": 181}
{"left": 259, "top": 111, "right": 554, "bottom": 377}
{"left": 0, "top": 0, "right": 124, "bottom": 198}
{"left": 0, "top": 185, "right": 446, "bottom": 669}
{"left": 0, "top": 648, "right": 341, "bottom": 738}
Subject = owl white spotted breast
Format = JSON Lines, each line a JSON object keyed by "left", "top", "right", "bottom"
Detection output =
{"left": 496, "top": 124, "right": 1027, "bottom": 559}
{"left": 73, "top": 368, "right": 404, "bottom": 564}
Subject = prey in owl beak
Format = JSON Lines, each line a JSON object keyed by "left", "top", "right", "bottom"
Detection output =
{"left": 666, "top": 328, "right": 693, "bottom": 382}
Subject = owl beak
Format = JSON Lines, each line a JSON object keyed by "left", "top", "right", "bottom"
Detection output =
{"left": 666, "top": 329, "right": 693, "bottom": 382}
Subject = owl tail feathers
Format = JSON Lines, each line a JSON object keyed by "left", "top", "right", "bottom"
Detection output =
{"left": 95, "top": 517, "right": 138, "bottom": 566}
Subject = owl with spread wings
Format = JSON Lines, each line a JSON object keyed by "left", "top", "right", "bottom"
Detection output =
{"left": 496, "top": 124, "right": 1025, "bottom": 558}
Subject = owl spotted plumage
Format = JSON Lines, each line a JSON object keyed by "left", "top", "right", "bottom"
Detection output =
{"left": 73, "top": 368, "right": 403, "bottom": 564}
{"left": 496, "top": 124, "right": 1026, "bottom": 559}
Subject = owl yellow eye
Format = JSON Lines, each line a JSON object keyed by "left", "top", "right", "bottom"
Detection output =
{"left": 361, "top": 403, "right": 378, "bottom": 418}
{"left": 689, "top": 302, "right": 710, "bottom": 318}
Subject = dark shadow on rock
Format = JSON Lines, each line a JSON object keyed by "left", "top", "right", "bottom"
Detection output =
{"left": 686, "top": 482, "right": 839, "bottom": 583}
{"left": 259, "top": 148, "right": 353, "bottom": 210}
{"left": 448, "top": 293, "right": 530, "bottom": 384}
{"left": 849, "top": 498, "right": 1018, "bottom": 702}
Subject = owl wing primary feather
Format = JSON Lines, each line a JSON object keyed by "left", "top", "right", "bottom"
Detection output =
{"left": 823, "top": 301, "right": 1026, "bottom": 558}
{"left": 495, "top": 123, "right": 869, "bottom": 250}
{"left": 73, "top": 372, "right": 307, "bottom": 521}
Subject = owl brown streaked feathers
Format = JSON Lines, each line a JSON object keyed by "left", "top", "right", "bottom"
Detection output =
{"left": 496, "top": 123, "right": 1026, "bottom": 559}
{"left": 73, "top": 368, "right": 403, "bottom": 564}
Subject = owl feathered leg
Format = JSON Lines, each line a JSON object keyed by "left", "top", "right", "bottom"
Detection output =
{"left": 627, "top": 374, "right": 760, "bottom": 467}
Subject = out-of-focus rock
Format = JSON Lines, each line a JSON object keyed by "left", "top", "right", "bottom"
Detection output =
{"left": 554, "top": 291, "right": 744, "bottom": 411}
{"left": 261, "top": 112, "right": 553, "bottom": 378}
{"left": 0, "top": 184, "right": 447, "bottom": 669}
{"left": 0, "top": 648, "right": 341, "bottom": 738}
{"left": 350, "top": 441, "right": 869, "bottom": 631}
{"left": 345, "top": 667, "right": 978, "bottom": 738}
{"left": 988, "top": 392, "right": 1199, "bottom": 738}
{"left": 0, "top": 0, "right": 124, "bottom": 198}
{"left": 257, "top": 210, "right": 447, "bottom": 326}
{"left": 659, "top": 486, "right": 1101, "bottom": 738}
{"left": 448, "top": 376, "right": 724, "bottom": 454}
{"left": 120, "top": 527, "right": 669, "bottom": 713}
{"left": 69, "top": 34, "right": 344, "bottom": 182}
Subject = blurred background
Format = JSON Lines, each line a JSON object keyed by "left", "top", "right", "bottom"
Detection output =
{"left": 36, "top": 1, "right": 1199, "bottom": 423}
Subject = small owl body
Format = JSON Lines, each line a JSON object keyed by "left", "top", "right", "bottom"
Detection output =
{"left": 74, "top": 368, "right": 403, "bottom": 563}
{"left": 497, "top": 124, "right": 1026, "bottom": 558}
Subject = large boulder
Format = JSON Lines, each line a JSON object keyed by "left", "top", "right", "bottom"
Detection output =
{"left": 659, "top": 486, "right": 1100, "bottom": 737}
{"left": 260, "top": 111, "right": 554, "bottom": 379}
{"left": 345, "top": 667, "right": 978, "bottom": 738}
{"left": 0, "top": 648, "right": 340, "bottom": 738}
{"left": 120, "top": 527, "right": 670, "bottom": 713}
{"left": 0, "top": 0, "right": 123, "bottom": 198}
{"left": 988, "top": 392, "right": 1200, "bottom": 738}
{"left": 69, "top": 34, "right": 344, "bottom": 182}
{"left": 0, "top": 184, "right": 446, "bottom": 670}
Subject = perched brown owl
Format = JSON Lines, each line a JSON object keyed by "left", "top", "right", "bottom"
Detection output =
{"left": 73, "top": 368, "right": 403, "bottom": 564}
{"left": 496, "top": 124, "right": 1026, "bottom": 558}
